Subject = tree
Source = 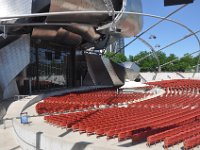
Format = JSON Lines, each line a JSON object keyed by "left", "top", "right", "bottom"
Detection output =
{"left": 131, "top": 51, "right": 149, "bottom": 62}
{"left": 162, "top": 54, "right": 179, "bottom": 71}
{"left": 107, "top": 51, "right": 198, "bottom": 72}
{"left": 177, "top": 54, "right": 194, "bottom": 72}
{"left": 130, "top": 51, "right": 162, "bottom": 72}
{"left": 156, "top": 51, "right": 167, "bottom": 65}
{"left": 104, "top": 51, "right": 127, "bottom": 63}
{"left": 193, "top": 55, "right": 200, "bottom": 70}
{"left": 129, "top": 55, "right": 134, "bottom": 62}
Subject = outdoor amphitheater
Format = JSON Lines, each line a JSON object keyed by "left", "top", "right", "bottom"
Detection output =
{"left": 1, "top": 78, "right": 200, "bottom": 150}
{"left": 0, "top": 0, "right": 200, "bottom": 150}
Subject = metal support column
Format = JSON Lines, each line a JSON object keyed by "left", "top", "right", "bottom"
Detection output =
{"left": 35, "top": 46, "right": 39, "bottom": 90}
{"left": 71, "top": 50, "right": 76, "bottom": 87}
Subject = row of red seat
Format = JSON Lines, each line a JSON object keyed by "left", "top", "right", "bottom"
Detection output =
{"left": 147, "top": 79, "right": 200, "bottom": 88}
{"left": 147, "top": 79, "right": 200, "bottom": 95}
{"left": 43, "top": 106, "right": 200, "bottom": 143}
{"left": 147, "top": 121, "right": 200, "bottom": 145}
{"left": 164, "top": 124, "right": 200, "bottom": 148}
{"left": 36, "top": 90, "right": 148, "bottom": 114}
{"left": 184, "top": 134, "right": 200, "bottom": 150}
{"left": 37, "top": 79, "right": 200, "bottom": 149}
{"left": 130, "top": 94, "right": 200, "bottom": 110}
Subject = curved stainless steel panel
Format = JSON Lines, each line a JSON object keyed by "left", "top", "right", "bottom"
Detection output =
{"left": 0, "top": 0, "right": 32, "bottom": 18}
{"left": 0, "top": 0, "right": 143, "bottom": 49}
{"left": 0, "top": 0, "right": 32, "bottom": 34}
{"left": 117, "top": 0, "right": 143, "bottom": 37}
{"left": 31, "top": 0, "right": 50, "bottom": 13}
{"left": 46, "top": 0, "right": 143, "bottom": 37}
{"left": 32, "top": 27, "right": 82, "bottom": 46}
{"left": 46, "top": 0, "right": 117, "bottom": 24}
{"left": 63, "top": 23, "right": 101, "bottom": 42}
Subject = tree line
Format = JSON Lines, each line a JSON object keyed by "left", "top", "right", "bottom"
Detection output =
{"left": 105, "top": 51, "right": 199, "bottom": 72}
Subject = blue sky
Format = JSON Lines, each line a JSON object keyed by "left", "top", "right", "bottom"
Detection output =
{"left": 125, "top": 0, "right": 200, "bottom": 58}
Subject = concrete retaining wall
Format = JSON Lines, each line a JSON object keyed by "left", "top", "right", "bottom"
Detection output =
{"left": 12, "top": 119, "right": 115, "bottom": 150}
{"left": 13, "top": 119, "right": 36, "bottom": 150}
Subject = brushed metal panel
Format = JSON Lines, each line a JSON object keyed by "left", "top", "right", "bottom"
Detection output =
{"left": 0, "top": 0, "right": 32, "bottom": 33}
{"left": 46, "top": 0, "right": 143, "bottom": 37}
{"left": 46, "top": 0, "right": 110, "bottom": 24}
{"left": 31, "top": 0, "right": 50, "bottom": 13}
{"left": 0, "top": 35, "right": 30, "bottom": 99}
{"left": 0, "top": 0, "right": 32, "bottom": 17}
{"left": 32, "top": 27, "right": 82, "bottom": 46}
{"left": 117, "top": 0, "right": 143, "bottom": 37}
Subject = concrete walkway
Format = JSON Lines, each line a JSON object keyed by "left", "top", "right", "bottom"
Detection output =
{"left": 3, "top": 95, "right": 38, "bottom": 120}
{"left": 0, "top": 122, "right": 22, "bottom": 150}
{"left": 0, "top": 96, "right": 36, "bottom": 150}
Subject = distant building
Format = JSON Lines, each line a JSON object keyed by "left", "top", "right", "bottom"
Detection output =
{"left": 107, "top": 38, "right": 125, "bottom": 54}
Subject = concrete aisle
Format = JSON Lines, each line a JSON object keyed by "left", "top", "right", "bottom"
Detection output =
{"left": 0, "top": 121, "right": 21, "bottom": 150}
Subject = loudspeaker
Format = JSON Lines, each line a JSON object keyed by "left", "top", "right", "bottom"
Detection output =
{"left": 164, "top": 0, "right": 194, "bottom": 6}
